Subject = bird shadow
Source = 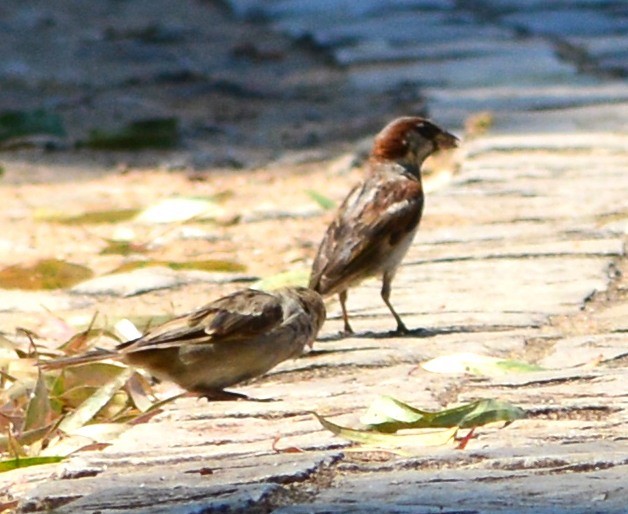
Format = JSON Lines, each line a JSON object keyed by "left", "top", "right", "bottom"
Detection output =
{"left": 186, "top": 390, "right": 279, "bottom": 403}
{"left": 317, "top": 325, "right": 460, "bottom": 343}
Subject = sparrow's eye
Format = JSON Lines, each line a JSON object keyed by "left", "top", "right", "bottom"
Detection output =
{"left": 414, "top": 122, "right": 439, "bottom": 141}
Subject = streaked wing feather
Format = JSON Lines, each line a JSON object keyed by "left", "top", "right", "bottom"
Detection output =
{"left": 310, "top": 175, "right": 422, "bottom": 293}
{"left": 121, "top": 289, "right": 284, "bottom": 353}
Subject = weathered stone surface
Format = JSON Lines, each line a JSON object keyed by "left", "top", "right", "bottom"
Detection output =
{"left": 425, "top": 82, "right": 628, "bottom": 117}
{"left": 290, "top": 464, "right": 627, "bottom": 514}
{"left": 494, "top": 103, "right": 628, "bottom": 134}
{"left": 51, "top": 483, "right": 281, "bottom": 514}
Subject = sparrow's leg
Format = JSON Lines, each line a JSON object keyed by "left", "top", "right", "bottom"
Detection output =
{"left": 339, "top": 290, "right": 354, "bottom": 334}
{"left": 381, "top": 271, "right": 408, "bottom": 334}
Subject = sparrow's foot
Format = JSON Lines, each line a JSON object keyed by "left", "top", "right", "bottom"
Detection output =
{"left": 193, "top": 389, "right": 276, "bottom": 402}
{"left": 393, "top": 322, "right": 410, "bottom": 336}
{"left": 390, "top": 326, "right": 433, "bottom": 338}
{"left": 337, "top": 321, "right": 355, "bottom": 337}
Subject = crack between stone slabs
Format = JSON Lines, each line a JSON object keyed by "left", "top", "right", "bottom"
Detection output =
{"left": 547, "top": 252, "right": 627, "bottom": 321}
{"left": 474, "top": 374, "right": 601, "bottom": 388}
{"left": 418, "top": 232, "right": 621, "bottom": 247}
{"left": 525, "top": 406, "right": 620, "bottom": 421}
{"left": 318, "top": 321, "right": 538, "bottom": 341}
{"left": 466, "top": 146, "right": 628, "bottom": 157}
{"left": 465, "top": 459, "right": 624, "bottom": 480}
{"left": 602, "top": 351, "right": 628, "bottom": 368}
{"left": 526, "top": 97, "right": 628, "bottom": 112}
{"left": 470, "top": 5, "right": 621, "bottom": 81}
{"left": 256, "top": 453, "right": 342, "bottom": 510}
{"left": 405, "top": 252, "right": 623, "bottom": 266}
{"left": 542, "top": 460, "right": 628, "bottom": 475}
{"left": 552, "top": 37, "right": 626, "bottom": 80}
{"left": 338, "top": 453, "right": 488, "bottom": 474}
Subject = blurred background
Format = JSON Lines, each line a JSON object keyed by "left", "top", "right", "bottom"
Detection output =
{"left": 1, "top": 0, "right": 626, "bottom": 183}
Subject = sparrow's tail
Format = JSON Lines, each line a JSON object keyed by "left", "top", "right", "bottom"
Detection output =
{"left": 38, "top": 349, "right": 118, "bottom": 370}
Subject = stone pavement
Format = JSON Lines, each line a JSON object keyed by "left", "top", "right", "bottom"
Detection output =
{"left": 4, "top": 1, "right": 628, "bottom": 512}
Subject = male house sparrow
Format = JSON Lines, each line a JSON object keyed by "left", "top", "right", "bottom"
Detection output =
{"left": 42, "top": 287, "right": 326, "bottom": 400}
{"left": 309, "top": 117, "right": 458, "bottom": 334}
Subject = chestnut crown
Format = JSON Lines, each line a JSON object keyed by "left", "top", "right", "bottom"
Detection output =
{"left": 371, "top": 116, "right": 458, "bottom": 172}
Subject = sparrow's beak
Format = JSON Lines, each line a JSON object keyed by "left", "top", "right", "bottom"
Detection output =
{"left": 435, "top": 131, "right": 459, "bottom": 150}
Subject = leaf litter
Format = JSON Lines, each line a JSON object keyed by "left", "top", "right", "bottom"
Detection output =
{"left": 0, "top": 317, "right": 178, "bottom": 472}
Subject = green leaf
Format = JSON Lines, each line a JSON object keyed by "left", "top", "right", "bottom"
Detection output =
{"left": 59, "top": 362, "right": 129, "bottom": 390}
{"left": 305, "top": 190, "right": 336, "bottom": 210}
{"left": 361, "top": 396, "right": 526, "bottom": 433}
{"left": 0, "top": 259, "right": 93, "bottom": 290}
{"left": 111, "top": 259, "right": 245, "bottom": 274}
{"left": 58, "top": 384, "right": 103, "bottom": 408}
{"left": 0, "top": 109, "right": 66, "bottom": 142}
{"left": 23, "top": 370, "right": 52, "bottom": 432}
{"left": 0, "top": 455, "right": 65, "bottom": 473}
{"left": 421, "top": 352, "right": 544, "bottom": 376}
{"left": 38, "top": 208, "right": 141, "bottom": 225}
{"left": 82, "top": 118, "right": 179, "bottom": 150}
{"left": 58, "top": 367, "right": 134, "bottom": 434}
{"left": 312, "top": 412, "right": 456, "bottom": 452}
{"left": 455, "top": 399, "right": 527, "bottom": 429}
{"left": 252, "top": 269, "right": 309, "bottom": 291}
{"left": 0, "top": 425, "right": 55, "bottom": 452}
{"left": 167, "top": 260, "right": 245, "bottom": 272}
{"left": 99, "top": 240, "right": 149, "bottom": 256}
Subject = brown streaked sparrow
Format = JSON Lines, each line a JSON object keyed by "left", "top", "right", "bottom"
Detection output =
{"left": 309, "top": 116, "right": 458, "bottom": 334}
{"left": 42, "top": 287, "right": 326, "bottom": 400}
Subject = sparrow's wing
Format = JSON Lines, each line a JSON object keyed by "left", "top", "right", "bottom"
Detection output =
{"left": 121, "top": 289, "right": 284, "bottom": 353}
{"left": 310, "top": 175, "right": 423, "bottom": 293}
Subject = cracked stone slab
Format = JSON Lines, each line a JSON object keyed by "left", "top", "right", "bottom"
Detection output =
{"left": 23, "top": 453, "right": 342, "bottom": 512}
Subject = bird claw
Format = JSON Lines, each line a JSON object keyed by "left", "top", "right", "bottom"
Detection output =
{"left": 194, "top": 389, "right": 276, "bottom": 402}
{"left": 389, "top": 326, "right": 433, "bottom": 338}
{"left": 390, "top": 322, "right": 410, "bottom": 336}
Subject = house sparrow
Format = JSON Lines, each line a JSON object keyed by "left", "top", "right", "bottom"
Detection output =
{"left": 309, "top": 117, "right": 458, "bottom": 334}
{"left": 42, "top": 287, "right": 326, "bottom": 400}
